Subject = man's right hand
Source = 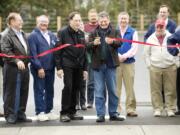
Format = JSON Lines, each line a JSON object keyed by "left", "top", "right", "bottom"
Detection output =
{"left": 57, "top": 69, "right": 64, "bottom": 78}
{"left": 17, "top": 61, "right": 25, "bottom": 70}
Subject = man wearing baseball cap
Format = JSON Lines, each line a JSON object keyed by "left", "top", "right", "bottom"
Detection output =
{"left": 144, "top": 19, "right": 177, "bottom": 117}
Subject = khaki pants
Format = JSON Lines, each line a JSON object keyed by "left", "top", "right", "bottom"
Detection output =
{"left": 149, "top": 65, "right": 177, "bottom": 111}
{"left": 116, "top": 63, "right": 136, "bottom": 113}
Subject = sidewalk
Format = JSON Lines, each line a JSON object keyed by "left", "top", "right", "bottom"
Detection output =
{"left": 1, "top": 125, "right": 180, "bottom": 135}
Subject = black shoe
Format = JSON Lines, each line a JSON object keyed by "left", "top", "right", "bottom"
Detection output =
{"left": 68, "top": 114, "right": 83, "bottom": 120}
{"left": 0, "top": 112, "right": 4, "bottom": 117}
{"left": 17, "top": 113, "right": 32, "bottom": 123}
{"left": 6, "top": 115, "right": 17, "bottom": 124}
{"left": 17, "top": 117, "right": 32, "bottom": 123}
{"left": 109, "top": 115, "right": 125, "bottom": 121}
{"left": 96, "top": 116, "right": 105, "bottom": 122}
{"left": 60, "top": 115, "right": 71, "bottom": 122}
{"left": 175, "top": 111, "right": 180, "bottom": 115}
{"left": 81, "top": 105, "right": 87, "bottom": 110}
{"left": 87, "top": 104, "right": 93, "bottom": 109}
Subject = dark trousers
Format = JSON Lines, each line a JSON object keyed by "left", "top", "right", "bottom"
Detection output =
{"left": 61, "top": 67, "right": 83, "bottom": 115}
{"left": 177, "top": 67, "right": 180, "bottom": 110}
{"left": 76, "top": 80, "right": 86, "bottom": 106}
{"left": 3, "top": 64, "right": 29, "bottom": 118}
{"left": 31, "top": 68, "right": 55, "bottom": 115}
{"left": 87, "top": 64, "right": 94, "bottom": 104}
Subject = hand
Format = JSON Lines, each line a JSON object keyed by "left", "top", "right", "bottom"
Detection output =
{"left": 118, "top": 56, "right": 127, "bottom": 62}
{"left": 178, "top": 52, "right": 180, "bottom": 57}
{"left": 38, "top": 68, "right": 45, "bottom": 78}
{"left": 17, "top": 61, "right": 25, "bottom": 70}
{"left": 85, "top": 33, "right": 89, "bottom": 42}
{"left": 93, "top": 37, "right": 101, "bottom": 46}
{"left": 83, "top": 71, "right": 88, "bottom": 80}
{"left": 105, "top": 37, "right": 114, "bottom": 44}
{"left": 57, "top": 69, "right": 64, "bottom": 78}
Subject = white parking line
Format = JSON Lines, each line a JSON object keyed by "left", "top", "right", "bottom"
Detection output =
{"left": 0, "top": 115, "right": 126, "bottom": 122}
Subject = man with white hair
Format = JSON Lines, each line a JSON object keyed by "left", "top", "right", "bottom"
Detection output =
{"left": 28, "top": 15, "right": 58, "bottom": 121}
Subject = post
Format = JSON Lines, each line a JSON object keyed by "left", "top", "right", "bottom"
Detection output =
{"left": 57, "top": 16, "right": 61, "bottom": 31}
{"left": 0, "top": 17, "right": 2, "bottom": 32}
{"left": 140, "top": 14, "right": 144, "bottom": 31}
{"left": 177, "top": 12, "right": 180, "bottom": 26}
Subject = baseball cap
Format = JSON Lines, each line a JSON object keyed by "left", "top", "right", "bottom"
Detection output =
{"left": 155, "top": 19, "right": 165, "bottom": 27}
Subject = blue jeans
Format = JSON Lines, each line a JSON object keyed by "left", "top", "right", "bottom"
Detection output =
{"left": 31, "top": 68, "right": 55, "bottom": 115}
{"left": 94, "top": 64, "right": 118, "bottom": 117}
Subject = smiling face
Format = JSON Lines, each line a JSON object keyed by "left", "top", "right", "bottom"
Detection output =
{"left": 98, "top": 16, "right": 110, "bottom": 29}
{"left": 159, "top": 6, "right": 169, "bottom": 20}
{"left": 118, "top": 14, "right": 129, "bottom": 28}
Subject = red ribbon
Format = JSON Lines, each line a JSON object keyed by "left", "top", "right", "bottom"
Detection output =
{"left": 0, "top": 37, "right": 180, "bottom": 59}
{"left": 112, "top": 38, "right": 180, "bottom": 48}
{"left": 0, "top": 44, "right": 85, "bottom": 59}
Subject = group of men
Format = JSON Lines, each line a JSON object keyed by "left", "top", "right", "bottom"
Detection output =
{"left": 0, "top": 4, "right": 180, "bottom": 124}
{"left": 144, "top": 5, "right": 179, "bottom": 117}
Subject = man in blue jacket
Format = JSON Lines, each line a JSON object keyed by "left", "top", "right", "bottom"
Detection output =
{"left": 167, "top": 28, "right": 180, "bottom": 115}
{"left": 144, "top": 5, "right": 176, "bottom": 41}
{"left": 28, "top": 15, "right": 58, "bottom": 121}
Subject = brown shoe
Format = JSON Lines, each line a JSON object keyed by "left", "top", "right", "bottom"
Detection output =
{"left": 0, "top": 112, "right": 4, "bottom": 117}
{"left": 127, "top": 112, "right": 138, "bottom": 117}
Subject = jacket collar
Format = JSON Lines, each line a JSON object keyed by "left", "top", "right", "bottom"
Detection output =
{"left": 68, "top": 25, "right": 79, "bottom": 33}
{"left": 34, "top": 27, "right": 50, "bottom": 35}
{"left": 9, "top": 27, "right": 26, "bottom": 37}
{"left": 118, "top": 25, "right": 132, "bottom": 33}
{"left": 96, "top": 24, "right": 112, "bottom": 35}
{"left": 8, "top": 28, "right": 29, "bottom": 55}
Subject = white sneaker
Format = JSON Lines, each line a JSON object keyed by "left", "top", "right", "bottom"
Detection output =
{"left": 154, "top": 110, "right": 161, "bottom": 117}
{"left": 37, "top": 112, "right": 49, "bottom": 121}
{"left": 46, "top": 111, "right": 59, "bottom": 120}
{"left": 167, "top": 110, "right": 175, "bottom": 117}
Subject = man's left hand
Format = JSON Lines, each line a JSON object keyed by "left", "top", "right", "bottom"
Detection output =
{"left": 105, "top": 37, "right": 114, "bottom": 44}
